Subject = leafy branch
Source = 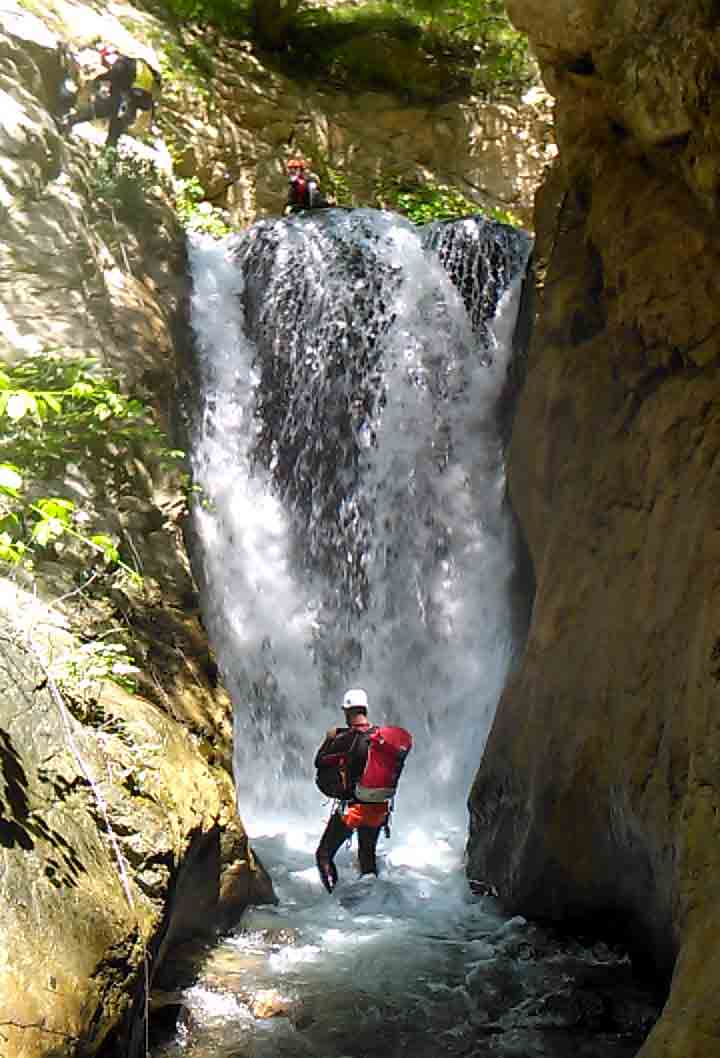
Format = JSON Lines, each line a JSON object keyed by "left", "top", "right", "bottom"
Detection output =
{"left": 372, "top": 175, "right": 522, "bottom": 226}
{"left": 0, "top": 479, "right": 138, "bottom": 583}
{"left": 0, "top": 353, "right": 185, "bottom": 584}
{"left": 49, "top": 634, "right": 141, "bottom": 694}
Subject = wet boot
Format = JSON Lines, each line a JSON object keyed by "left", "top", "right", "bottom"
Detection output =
{"left": 316, "top": 811, "right": 351, "bottom": 892}
{"left": 315, "top": 849, "right": 338, "bottom": 893}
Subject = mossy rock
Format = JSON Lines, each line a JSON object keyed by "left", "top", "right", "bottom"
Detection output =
{"left": 331, "top": 33, "right": 459, "bottom": 101}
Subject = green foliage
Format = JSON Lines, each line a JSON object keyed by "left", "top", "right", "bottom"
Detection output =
{"left": 0, "top": 355, "right": 162, "bottom": 478}
{"left": 288, "top": 0, "right": 534, "bottom": 100}
{"left": 153, "top": 0, "right": 536, "bottom": 100}
{"left": 373, "top": 176, "right": 522, "bottom": 226}
{"left": 0, "top": 354, "right": 184, "bottom": 583}
{"left": 397, "top": 0, "right": 537, "bottom": 96}
{"left": 320, "top": 162, "right": 354, "bottom": 209}
{"left": 50, "top": 637, "right": 140, "bottom": 694}
{"left": 160, "top": 0, "right": 249, "bottom": 33}
{"left": 89, "top": 148, "right": 166, "bottom": 226}
{"left": 399, "top": 0, "right": 446, "bottom": 21}
{"left": 389, "top": 181, "right": 477, "bottom": 224}
{"left": 156, "top": 38, "right": 214, "bottom": 96}
{"left": 173, "top": 177, "right": 232, "bottom": 237}
{"left": 311, "top": 148, "right": 523, "bottom": 224}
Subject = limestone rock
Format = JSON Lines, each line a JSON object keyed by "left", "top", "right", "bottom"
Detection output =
{"left": 468, "top": 2, "right": 720, "bottom": 1057}
{"left": 251, "top": 987, "right": 294, "bottom": 1018}
{"left": 0, "top": 9, "right": 275, "bottom": 1056}
{"left": 0, "top": 613, "right": 259, "bottom": 1055}
{"left": 156, "top": 22, "right": 554, "bottom": 227}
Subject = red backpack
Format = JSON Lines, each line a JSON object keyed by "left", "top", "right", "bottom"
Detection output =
{"left": 355, "top": 726, "right": 413, "bottom": 803}
{"left": 315, "top": 725, "right": 412, "bottom": 803}
{"left": 289, "top": 173, "right": 309, "bottom": 207}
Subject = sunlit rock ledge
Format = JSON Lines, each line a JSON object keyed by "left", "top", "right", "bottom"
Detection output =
{"left": 467, "top": 2, "right": 720, "bottom": 1056}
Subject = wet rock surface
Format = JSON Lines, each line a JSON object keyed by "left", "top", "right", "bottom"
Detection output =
{"left": 468, "top": 1, "right": 720, "bottom": 1056}
{"left": 0, "top": 7, "right": 275, "bottom": 1055}
{"left": 0, "top": 609, "right": 273, "bottom": 1056}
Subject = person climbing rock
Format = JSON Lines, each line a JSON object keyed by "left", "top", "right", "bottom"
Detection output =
{"left": 285, "top": 156, "right": 327, "bottom": 213}
{"left": 314, "top": 688, "right": 412, "bottom": 893}
{"left": 60, "top": 42, "right": 161, "bottom": 147}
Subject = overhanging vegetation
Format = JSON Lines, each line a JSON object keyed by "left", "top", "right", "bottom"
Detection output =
{"left": 154, "top": 0, "right": 537, "bottom": 102}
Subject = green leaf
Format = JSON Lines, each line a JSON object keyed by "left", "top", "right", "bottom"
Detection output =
{"left": 90, "top": 534, "right": 120, "bottom": 562}
{"left": 0, "top": 512, "right": 20, "bottom": 533}
{"left": 70, "top": 381, "right": 94, "bottom": 398}
{"left": 32, "top": 517, "right": 66, "bottom": 546}
{"left": 0, "top": 532, "right": 24, "bottom": 563}
{"left": 0, "top": 464, "right": 23, "bottom": 491}
{"left": 6, "top": 391, "right": 36, "bottom": 420}
{"left": 34, "top": 497, "right": 75, "bottom": 520}
{"left": 34, "top": 397, "right": 51, "bottom": 421}
{"left": 43, "top": 393, "right": 63, "bottom": 414}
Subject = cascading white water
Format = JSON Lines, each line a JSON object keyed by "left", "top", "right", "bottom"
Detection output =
{"left": 150, "top": 210, "right": 659, "bottom": 1058}
{"left": 188, "top": 208, "right": 530, "bottom": 828}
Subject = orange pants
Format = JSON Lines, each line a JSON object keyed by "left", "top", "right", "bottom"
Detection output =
{"left": 316, "top": 802, "right": 389, "bottom": 892}
{"left": 342, "top": 802, "right": 388, "bottom": 829}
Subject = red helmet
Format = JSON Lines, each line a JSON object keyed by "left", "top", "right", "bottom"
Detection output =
{"left": 99, "top": 43, "right": 119, "bottom": 64}
{"left": 286, "top": 157, "right": 306, "bottom": 172}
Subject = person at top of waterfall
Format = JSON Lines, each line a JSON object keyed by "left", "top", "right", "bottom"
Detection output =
{"left": 60, "top": 42, "right": 161, "bottom": 147}
{"left": 314, "top": 689, "right": 386, "bottom": 893}
{"left": 285, "top": 156, "right": 327, "bottom": 213}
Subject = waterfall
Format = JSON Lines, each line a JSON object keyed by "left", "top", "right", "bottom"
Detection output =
{"left": 187, "top": 207, "right": 530, "bottom": 829}
{"left": 152, "top": 210, "right": 660, "bottom": 1058}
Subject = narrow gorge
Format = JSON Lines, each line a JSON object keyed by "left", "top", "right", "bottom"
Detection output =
{"left": 0, "top": 1, "right": 718, "bottom": 1057}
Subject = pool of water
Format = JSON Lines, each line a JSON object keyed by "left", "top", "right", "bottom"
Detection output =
{"left": 150, "top": 819, "right": 660, "bottom": 1058}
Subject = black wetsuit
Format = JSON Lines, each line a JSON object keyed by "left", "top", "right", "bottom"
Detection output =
{"left": 66, "top": 56, "right": 154, "bottom": 146}
{"left": 316, "top": 809, "right": 384, "bottom": 891}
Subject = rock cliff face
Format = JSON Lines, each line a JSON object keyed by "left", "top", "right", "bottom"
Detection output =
{"left": 0, "top": 8, "right": 275, "bottom": 1055}
{"left": 168, "top": 48, "right": 553, "bottom": 227}
{"left": 467, "top": 3, "right": 720, "bottom": 1057}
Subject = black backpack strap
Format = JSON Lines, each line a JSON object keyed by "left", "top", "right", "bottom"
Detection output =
{"left": 343, "top": 730, "right": 362, "bottom": 796}
{"left": 384, "top": 794, "right": 395, "bottom": 838}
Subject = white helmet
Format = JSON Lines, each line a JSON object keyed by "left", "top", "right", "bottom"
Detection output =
{"left": 342, "top": 687, "right": 368, "bottom": 710}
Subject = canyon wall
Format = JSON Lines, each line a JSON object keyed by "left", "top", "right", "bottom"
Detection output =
{"left": 0, "top": 8, "right": 276, "bottom": 1055}
{"left": 166, "top": 41, "right": 553, "bottom": 228}
{"left": 467, "top": 4, "right": 720, "bottom": 1056}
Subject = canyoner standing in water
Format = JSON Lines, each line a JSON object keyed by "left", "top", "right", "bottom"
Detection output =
{"left": 314, "top": 688, "right": 412, "bottom": 893}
